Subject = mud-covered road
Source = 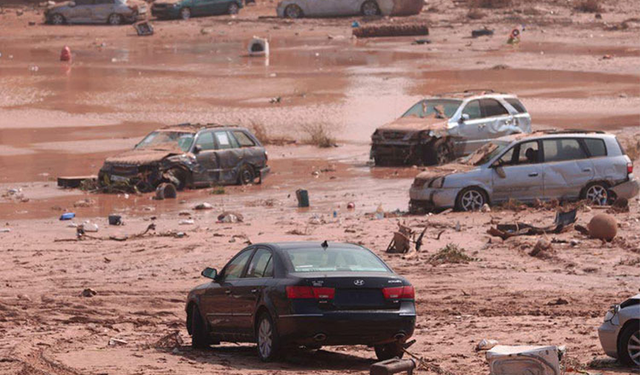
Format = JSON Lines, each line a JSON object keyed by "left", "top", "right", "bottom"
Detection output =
{"left": 1, "top": 0, "right": 640, "bottom": 374}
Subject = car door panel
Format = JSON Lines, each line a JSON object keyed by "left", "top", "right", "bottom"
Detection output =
{"left": 233, "top": 248, "right": 275, "bottom": 337}
{"left": 457, "top": 99, "right": 484, "bottom": 154}
{"left": 213, "top": 131, "right": 243, "bottom": 183}
{"left": 541, "top": 139, "right": 594, "bottom": 200}
{"left": 205, "top": 249, "right": 254, "bottom": 336}
{"left": 491, "top": 140, "right": 543, "bottom": 203}
{"left": 70, "top": 0, "right": 94, "bottom": 22}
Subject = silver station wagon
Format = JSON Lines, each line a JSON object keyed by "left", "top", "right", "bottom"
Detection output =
{"left": 409, "top": 131, "right": 639, "bottom": 212}
{"left": 45, "top": 0, "right": 147, "bottom": 25}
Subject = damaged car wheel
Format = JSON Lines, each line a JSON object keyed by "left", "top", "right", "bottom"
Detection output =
{"left": 107, "top": 13, "right": 123, "bottom": 25}
{"left": 180, "top": 7, "right": 191, "bottom": 20}
{"left": 361, "top": 1, "right": 379, "bottom": 16}
{"left": 227, "top": 2, "right": 239, "bottom": 14}
{"left": 238, "top": 165, "right": 255, "bottom": 185}
{"left": 49, "top": 13, "right": 65, "bottom": 25}
{"left": 456, "top": 187, "right": 487, "bottom": 212}
{"left": 426, "top": 139, "right": 453, "bottom": 166}
{"left": 284, "top": 4, "right": 303, "bottom": 19}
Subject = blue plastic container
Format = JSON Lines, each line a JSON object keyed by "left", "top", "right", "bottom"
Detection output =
{"left": 60, "top": 212, "right": 75, "bottom": 221}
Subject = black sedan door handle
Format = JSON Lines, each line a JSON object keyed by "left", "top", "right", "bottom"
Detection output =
{"left": 528, "top": 172, "right": 539, "bottom": 177}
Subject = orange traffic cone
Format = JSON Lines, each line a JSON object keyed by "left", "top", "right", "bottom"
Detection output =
{"left": 60, "top": 46, "right": 72, "bottom": 62}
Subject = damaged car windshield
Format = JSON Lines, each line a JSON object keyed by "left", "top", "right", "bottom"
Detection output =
{"left": 463, "top": 140, "right": 510, "bottom": 166}
{"left": 135, "top": 131, "right": 194, "bottom": 152}
{"left": 402, "top": 99, "right": 462, "bottom": 119}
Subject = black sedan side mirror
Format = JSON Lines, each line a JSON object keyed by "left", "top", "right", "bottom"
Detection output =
{"left": 201, "top": 267, "right": 217, "bottom": 280}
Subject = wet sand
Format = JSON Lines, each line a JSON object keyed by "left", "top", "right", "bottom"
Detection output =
{"left": 1, "top": 1, "right": 640, "bottom": 374}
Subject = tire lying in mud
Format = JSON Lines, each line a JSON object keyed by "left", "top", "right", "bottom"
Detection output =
{"left": 156, "top": 182, "right": 177, "bottom": 200}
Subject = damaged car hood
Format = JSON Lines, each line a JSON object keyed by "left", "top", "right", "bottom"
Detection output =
{"left": 104, "top": 148, "right": 184, "bottom": 166}
{"left": 378, "top": 116, "right": 449, "bottom": 133}
{"left": 415, "top": 163, "right": 476, "bottom": 180}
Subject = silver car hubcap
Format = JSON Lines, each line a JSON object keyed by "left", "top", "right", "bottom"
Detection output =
{"left": 586, "top": 185, "right": 608, "bottom": 206}
{"left": 629, "top": 330, "right": 640, "bottom": 365}
{"left": 258, "top": 318, "right": 272, "bottom": 358}
{"left": 181, "top": 8, "right": 190, "bottom": 19}
{"left": 109, "top": 14, "right": 120, "bottom": 24}
{"left": 229, "top": 4, "right": 238, "bottom": 14}
{"left": 461, "top": 190, "right": 484, "bottom": 211}
{"left": 52, "top": 14, "right": 63, "bottom": 24}
{"left": 363, "top": 2, "right": 377, "bottom": 16}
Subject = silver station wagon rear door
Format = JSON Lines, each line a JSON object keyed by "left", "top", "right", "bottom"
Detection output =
{"left": 541, "top": 138, "right": 595, "bottom": 201}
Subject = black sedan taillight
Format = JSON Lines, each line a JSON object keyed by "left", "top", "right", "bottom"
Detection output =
{"left": 382, "top": 286, "right": 415, "bottom": 300}
{"left": 286, "top": 286, "right": 335, "bottom": 299}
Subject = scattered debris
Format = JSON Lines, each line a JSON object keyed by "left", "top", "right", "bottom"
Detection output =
{"left": 386, "top": 223, "right": 414, "bottom": 254}
{"left": 609, "top": 197, "right": 629, "bottom": 213}
{"left": 81, "top": 221, "right": 99, "bottom": 233}
{"left": 73, "top": 198, "right": 96, "bottom": 208}
{"left": 370, "top": 358, "right": 416, "bottom": 375}
{"left": 428, "top": 244, "right": 473, "bottom": 265}
{"left": 412, "top": 39, "right": 431, "bottom": 45}
{"left": 133, "top": 21, "right": 154, "bottom": 36}
{"left": 59, "top": 212, "right": 75, "bottom": 221}
{"left": 193, "top": 202, "right": 213, "bottom": 210}
{"left": 80, "top": 288, "right": 97, "bottom": 297}
{"left": 108, "top": 338, "right": 127, "bottom": 346}
{"left": 480, "top": 203, "right": 491, "bottom": 213}
{"left": 156, "top": 182, "right": 177, "bottom": 200}
{"left": 154, "top": 331, "right": 183, "bottom": 349}
{"left": 587, "top": 213, "right": 617, "bottom": 241}
{"left": 353, "top": 24, "right": 429, "bottom": 39}
{"left": 472, "top": 28, "right": 494, "bottom": 38}
{"left": 57, "top": 175, "right": 97, "bottom": 189}
{"left": 347, "top": 202, "right": 356, "bottom": 210}
{"left": 108, "top": 214, "right": 122, "bottom": 226}
{"left": 486, "top": 345, "right": 565, "bottom": 375}
{"left": 296, "top": 189, "right": 310, "bottom": 207}
{"left": 179, "top": 219, "right": 194, "bottom": 225}
{"left": 547, "top": 298, "right": 569, "bottom": 306}
{"left": 476, "top": 339, "right": 499, "bottom": 351}
{"left": 60, "top": 46, "right": 71, "bottom": 62}
{"left": 218, "top": 212, "right": 243, "bottom": 223}
{"left": 487, "top": 209, "right": 577, "bottom": 240}
{"left": 529, "top": 238, "right": 553, "bottom": 258}
{"left": 0, "top": 228, "right": 11, "bottom": 233}
{"left": 248, "top": 36, "right": 269, "bottom": 57}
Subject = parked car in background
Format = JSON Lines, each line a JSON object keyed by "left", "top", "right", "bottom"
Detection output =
{"left": 598, "top": 294, "right": 640, "bottom": 367}
{"left": 98, "top": 123, "right": 269, "bottom": 192}
{"left": 186, "top": 242, "right": 416, "bottom": 361}
{"left": 45, "top": 0, "right": 147, "bottom": 25}
{"left": 371, "top": 90, "right": 531, "bottom": 166}
{"left": 151, "top": 0, "right": 242, "bottom": 20}
{"left": 409, "top": 131, "right": 639, "bottom": 212}
{"left": 276, "top": 0, "right": 423, "bottom": 18}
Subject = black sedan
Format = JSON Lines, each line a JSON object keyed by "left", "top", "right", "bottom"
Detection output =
{"left": 186, "top": 241, "right": 416, "bottom": 361}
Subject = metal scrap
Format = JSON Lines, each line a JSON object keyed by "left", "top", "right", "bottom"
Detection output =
{"left": 487, "top": 209, "right": 578, "bottom": 240}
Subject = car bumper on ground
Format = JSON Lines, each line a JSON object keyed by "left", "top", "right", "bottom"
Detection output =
{"left": 598, "top": 320, "right": 620, "bottom": 358}
{"left": 612, "top": 177, "right": 640, "bottom": 200}
{"left": 409, "top": 186, "right": 459, "bottom": 210}
{"left": 277, "top": 310, "right": 416, "bottom": 346}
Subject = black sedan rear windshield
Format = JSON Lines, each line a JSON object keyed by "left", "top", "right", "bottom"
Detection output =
{"left": 283, "top": 247, "right": 390, "bottom": 273}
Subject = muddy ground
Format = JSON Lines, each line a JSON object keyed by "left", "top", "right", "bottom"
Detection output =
{"left": 1, "top": 0, "right": 640, "bottom": 374}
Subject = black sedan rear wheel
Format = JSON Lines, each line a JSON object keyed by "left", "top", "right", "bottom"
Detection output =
{"left": 374, "top": 342, "right": 404, "bottom": 361}
{"left": 191, "top": 304, "right": 210, "bottom": 349}
{"left": 257, "top": 312, "right": 281, "bottom": 361}
{"left": 238, "top": 164, "right": 255, "bottom": 185}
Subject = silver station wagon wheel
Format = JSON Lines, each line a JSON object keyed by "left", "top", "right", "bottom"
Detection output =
{"left": 456, "top": 187, "right": 486, "bottom": 211}
{"left": 585, "top": 183, "right": 609, "bottom": 206}
{"left": 361, "top": 1, "right": 379, "bottom": 16}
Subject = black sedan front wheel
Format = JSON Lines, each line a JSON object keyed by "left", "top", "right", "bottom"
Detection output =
{"left": 191, "top": 304, "right": 210, "bottom": 349}
{"left": 256, "top": 312, "right": 281, "bottom": 361}
{"left": 374, "top": 341, "right": 404, "bottom": 360}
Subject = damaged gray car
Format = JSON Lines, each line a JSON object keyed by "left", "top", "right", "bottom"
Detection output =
{"left": 276, "top": 0, "right": 423, "bottom": 18}
{"left": 409, "top": 131, "right": 639, "bottom": 212}
{"left": 598, "top": 294, "right": 640, "bottom": 367}
{"left": 98, "top": 124, "right": 270, "bottom": 192}
{"left": 371, "top": 91, "right": 531, "bottom": 166}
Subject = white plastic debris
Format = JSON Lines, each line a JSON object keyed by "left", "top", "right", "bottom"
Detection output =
{"left": 486, "top": 345, "right": 565, "bottom": 375}
{"left": 476, "top": 339, "right": 499, "bottom": 351}
{"left": 83, "top": 221, "right": 99, "bottom": 232}
{"left": 0, "top": 228, "right": 11, "bottom": 233}
{"left": 108, "top": 338, "right": 128, "bottom": 346}
{"left": 179, "top": 219, "right": 194, "bottom": 225}
{"left": 248, "top": 36, "right": 269, "bottom": 57}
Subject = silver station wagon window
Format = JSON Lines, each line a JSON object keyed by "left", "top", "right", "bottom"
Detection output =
{"left": 542, "top": 138, "right": 587, "bottom": 162}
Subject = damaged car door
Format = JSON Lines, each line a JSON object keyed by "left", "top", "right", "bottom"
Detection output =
{"left": 456, "top": 99, "right": 484, "bottom": 154}
{"left": 213, "top": 130, "right": 244, "bottom": 183}
{"left": 491, "top": 140, "right": 543, "bottom": 203}
{"left": 193, "top": 131, "right": 221, "bottom": 185}
{"left": 541, "top": 138, "right": 594, "bottom": 201}
{"left": 479, "top": 98, "right": 519, "bottom": 140}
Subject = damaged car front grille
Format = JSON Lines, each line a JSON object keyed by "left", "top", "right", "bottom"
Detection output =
{"left": 111, "top": 165, "right": 139, "bottom": 175}
{"left": 382, "top": 131, "right": 408, "bottom": 140}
